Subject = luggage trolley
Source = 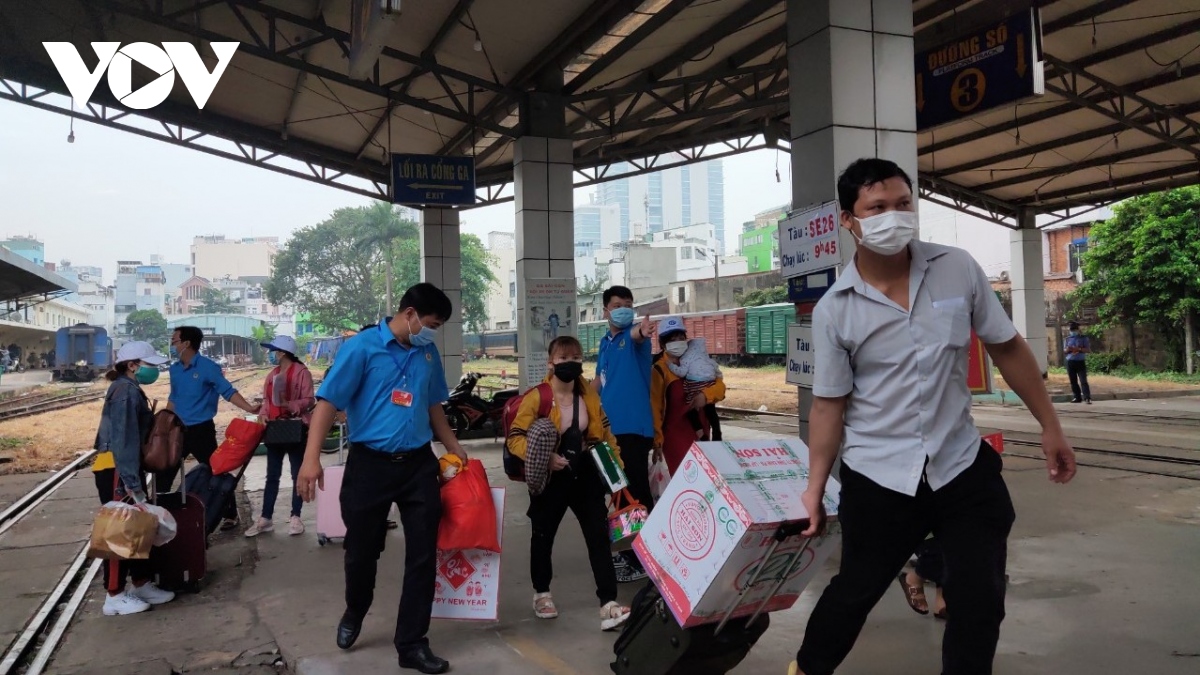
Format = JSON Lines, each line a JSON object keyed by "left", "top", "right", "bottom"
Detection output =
{"left": 612, "top": 520, "right": 821, "bottom": 675}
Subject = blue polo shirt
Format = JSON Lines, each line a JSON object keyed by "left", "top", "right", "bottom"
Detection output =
{"left": 168, "top": 353, "right": 238, "bottom": 426}
{"left": 316, "top": 320, "right": 449, "bottom": 453}
{"left": 596, "top": 326, "right": 654, "bottom": 437}
{"left": 1065, "top": 333, "right": 1089, "bottom": 362}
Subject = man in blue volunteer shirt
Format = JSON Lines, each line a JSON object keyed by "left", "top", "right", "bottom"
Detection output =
{"left": 162, "top": 325, "right": 261, "bottom": 528}
{"left": 296, "top": 283, "right": 467, "bottom": 675}
{"left": 592, "top": 285, "right": 656, "bottom": 583}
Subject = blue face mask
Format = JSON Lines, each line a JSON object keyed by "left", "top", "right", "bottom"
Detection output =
{"left": 169, "top": 346, "right": 178, "bottom": 359}
{"left": 135, "top": 365, "right": 160, "bottom": 385}
{"left": 268, "top": 351, "right": 277, "bottom": 365}
{"left": 609, "top": 307, "right": 635, "bottom": 329}
{"left": 408, "top": 316, "right": 438, "bottom": 348}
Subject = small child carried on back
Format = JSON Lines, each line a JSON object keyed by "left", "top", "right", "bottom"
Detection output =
{"left": 667, "top": 338, "right": 723, "bottom": 439}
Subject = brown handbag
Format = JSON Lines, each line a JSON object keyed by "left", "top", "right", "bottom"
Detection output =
{"left": 142, "top": 409, "right": 185, "bottom": 473}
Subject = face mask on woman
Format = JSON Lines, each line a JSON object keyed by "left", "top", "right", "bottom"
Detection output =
{"left": 664, "top": 341, "right": 688, "bottom": 358}
{"left": 135, "top": 364, "right": 160, "bottom": 385}
{"left": 553, "top": 361, "right": 583, "bottom": 383}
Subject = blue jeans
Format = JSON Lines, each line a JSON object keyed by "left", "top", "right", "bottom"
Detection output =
{"left": 262, "top": 438, "right": 305, "bottom": 520}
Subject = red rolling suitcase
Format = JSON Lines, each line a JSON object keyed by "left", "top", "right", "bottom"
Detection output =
{"left": 152, "top": 488, "right": 207, "bottom": 593}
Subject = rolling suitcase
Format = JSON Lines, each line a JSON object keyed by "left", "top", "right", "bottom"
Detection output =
{"left": 612, "top": 522, "right": 813, "bottom": 674}
{"left": 152, "top": 486, "right": 207, "bottom": 593}
{"left": 316, "top": 424, "right": 347, "bottom": 546}
{"left": 611, "top": 583, "right": 770, "bottom": 674}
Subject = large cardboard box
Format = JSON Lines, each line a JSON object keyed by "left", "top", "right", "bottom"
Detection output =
{"left": 633, "top": 439, "right": 841, "bottom": 629}
{"left": 432, "top": 488, "right": 504, "bottom": 621}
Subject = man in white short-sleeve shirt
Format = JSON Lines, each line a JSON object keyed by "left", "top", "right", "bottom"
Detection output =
{"left": 789, "top": 159, "right": 1076, "bottom": 675}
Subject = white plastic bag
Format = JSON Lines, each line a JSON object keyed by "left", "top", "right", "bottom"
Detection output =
{"left": 649, "top": 456, "right": 671, "bottom": 500}
{"left": 141, "top": 503, "right": 178, "bottom": 546}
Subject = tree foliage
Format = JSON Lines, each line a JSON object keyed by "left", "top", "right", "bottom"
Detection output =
{"left": 126, "top": 309, "right": 168, "bottom": 350}
{"left": 1072, "top": 187, "right": 1200, "bottom": 370}
{"left": 578, "top": 269, "right": 610, "bottom": 297}
{"left": 737, "top": 285, "right": 790, "bottom": 307}
{"left": 267, "top": 205, "right": 498, "bottom": 335}
{"left": 386, "top": 234, "right": 497, "bottom": 333}
{"left": 197, "top": 288, "right": 237, "bottom": 314}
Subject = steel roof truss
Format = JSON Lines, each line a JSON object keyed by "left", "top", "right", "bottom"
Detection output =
{"left": 94, "top": 0, "right": 513, "bottom": 136}
{"left": 1043, "top": 55, "right": 1200, "bottom": 162}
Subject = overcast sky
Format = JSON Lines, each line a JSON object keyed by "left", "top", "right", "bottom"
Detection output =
{"left": 1, "top": 97, "right": 1010, "bottom": 284}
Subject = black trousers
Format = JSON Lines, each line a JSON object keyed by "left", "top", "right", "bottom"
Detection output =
{"left": 95, "top": 469, "right": 151, "bottom": 593}
{"left": 1067, "top": 360, "right": 1091, "bottom": 401}
{"left": 340, "top": 444, "right": 441, "bottom": 652}
{"left": 615, "top": 433, "right": 654, "bottom": 569}
{"left": 915, "top": 538, "right": 945, "bottom": 587}
{"left": 796, "top": 442, "right": 1015, "bottom": 675}
{"left": 615, "top": 434, "right": 654, "bottom": 512}
{"left": 155, "top": 420, "right": 237, "bottom": 520}
{"left": 528, "top": 464, "right": 618, "bottom": 605}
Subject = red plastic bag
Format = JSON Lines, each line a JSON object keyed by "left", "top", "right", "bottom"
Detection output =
{"left": 209, "top": 418, "right": 265, "bottom": 475}
{"left": 437, "top": 459, "right": 500, "bottom": 553}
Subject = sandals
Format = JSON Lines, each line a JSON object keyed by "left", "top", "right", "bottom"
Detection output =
{"left": 533, "top": 592, "right": 558, "bottom": 619}
{"left": 896, "top": 572, "right": 930, "bottom": 615}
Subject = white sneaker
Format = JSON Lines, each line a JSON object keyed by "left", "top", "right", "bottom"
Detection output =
{"left": 600, "top": 600, "right": 631, "bottom": 631}
{"left": 129, "top": 582, "right": 175, "bottom": 606}
{"left": 102, "top": 592, "right": 151, "bottom": 616}
{"left": 245, "top": 517, "right": 274, "bottom": 537}
{"left": 288, "top": 515, "right": 305, "bottom": 536}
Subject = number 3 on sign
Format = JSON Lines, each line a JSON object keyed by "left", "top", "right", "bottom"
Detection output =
{"left": 814, "top": 239, "right": 837, "bottom": 258}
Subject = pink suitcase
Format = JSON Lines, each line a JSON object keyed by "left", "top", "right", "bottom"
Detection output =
{"left": 316, "top": 424, "right": 347, "bottom": 546}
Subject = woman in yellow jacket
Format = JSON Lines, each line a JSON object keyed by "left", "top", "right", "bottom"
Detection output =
{"left": 506, "top": 335, "right": 631, "bottom": 632}
{"left": 651, "top": 317, "right": 727, "bottom": 476}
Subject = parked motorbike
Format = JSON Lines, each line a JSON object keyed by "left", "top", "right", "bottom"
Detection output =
{"left": 442, "top": 372, "right": 518, "bottom": 437}
{"left": 0, "top": 351, "right": 25, "bottom": 373}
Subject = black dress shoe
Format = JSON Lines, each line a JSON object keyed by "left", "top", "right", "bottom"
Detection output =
{"left": 336, "top": 613, "right": 362, "bottom": 650}
{"left": 398, "top": 644, "right": 449, "bottom": 674}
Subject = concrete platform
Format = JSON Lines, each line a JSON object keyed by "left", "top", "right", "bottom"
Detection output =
{"left": 0, "top": 369, "right": 51, "bottom": 395}
{"left": 37, "top": 399, "right": 1200, "bottom": 674}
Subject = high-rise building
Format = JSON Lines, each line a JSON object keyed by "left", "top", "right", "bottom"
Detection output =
{"left": 484, "top": 232, "right": 517, "bottom": 331}
{"left": 573, "top": 198, "right": 622, "bottom": 258}
{"left": 595, "top": 159, "right": 725, "bottom": 251}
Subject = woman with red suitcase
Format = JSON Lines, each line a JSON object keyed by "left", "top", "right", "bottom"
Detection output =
{"left": 91, "top": 341, "right": 177, "bottom": 616}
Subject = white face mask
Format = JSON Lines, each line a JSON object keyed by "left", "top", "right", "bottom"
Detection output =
{"left": 855, "top": 210, "right": 917, "bottom": 256}
{"left": 664, "top": 341, "right": 688, "bottom": 357}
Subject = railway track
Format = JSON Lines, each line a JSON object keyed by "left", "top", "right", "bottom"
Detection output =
{"left": 0, "top": 391, "right": 106, "bottom": 422}
{"left": 0, "top": 451, "right": 100, "bottom": 675}
{"left": 716, "top": 407, "right": 1200, "bottom": 482}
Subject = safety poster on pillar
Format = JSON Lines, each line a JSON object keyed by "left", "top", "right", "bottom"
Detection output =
{"left": 524, "top": 278, "right": 576, "bottom": 384}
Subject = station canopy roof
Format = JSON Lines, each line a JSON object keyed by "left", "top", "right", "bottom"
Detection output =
{"left": 0, "top": 246, "right": 75, "bottom": 304}
{"left": 1, "top": 0, "right": 1196, "bottom": 228}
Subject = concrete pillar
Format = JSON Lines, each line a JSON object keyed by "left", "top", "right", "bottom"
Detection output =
{"left": 787, "top": 0, "right": 916, "bottom": 440}
{"left": 420, "top": 206, "right": 463, "bottom": 387}
{"left": 1010, "top": 211, "right": 1048, "bottom": 375}
{"left": 514, "top": 135, "right": 576, "bottom": 391}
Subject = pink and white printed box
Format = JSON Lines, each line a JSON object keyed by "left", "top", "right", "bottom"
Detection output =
{"left": 633, "top": 439, "right": 841, "bottom": 629}
{"left": 432, "top": 487, "right": 505, "bottom": 621}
